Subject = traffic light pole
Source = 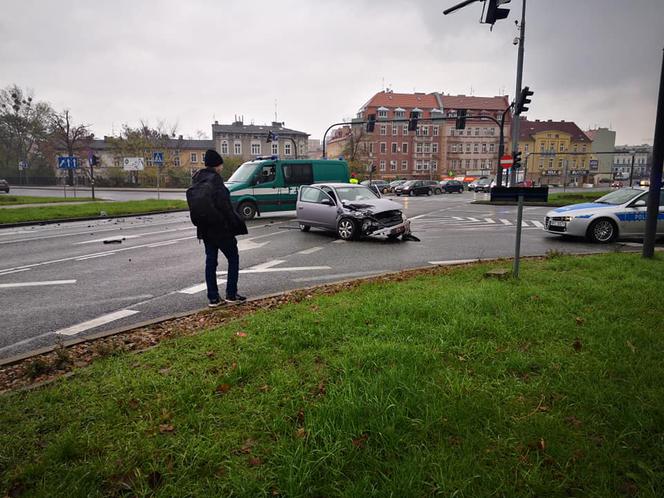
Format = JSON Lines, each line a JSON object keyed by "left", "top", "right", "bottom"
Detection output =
{"left": 510, "top": 0, "right": 527, "bottom": 187}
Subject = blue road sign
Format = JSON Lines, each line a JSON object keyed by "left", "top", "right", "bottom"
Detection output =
{"left": 153, "top": 152, "right": 164, "bottom": 165}
{"left": 57, "top": 157, "right": 79, "bottom": 169}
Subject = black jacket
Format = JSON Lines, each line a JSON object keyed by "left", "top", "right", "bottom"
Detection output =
{"left": 191, "top": 168, "right": 248, "bottom": 243}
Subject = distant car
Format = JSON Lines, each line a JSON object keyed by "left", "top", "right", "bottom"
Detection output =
{"left": 611, "top": 181, "right": 623, "bottom": 188}
{"left": 473, "top": 178, "right": 493, "bottom": 193}
{"left": 439, "top": 180, "right": 464, "bottom": 193}
{"left": 389, "top": 179, "right": 407, "bottom": 192}
{"left": 544, "top": 187, "right": 664, "bottom": 243}
{"left": 423, "top": 180, "right": 443, "bottom": 195}
{"left": 296, "top": 183, "right": 411, "bottom": 240}
{"left": 360, "top": 179, "right": 390, "bottom": 194}
{"left": 394, "top": 180, "right": 433, "bottom": 196}
{"left": 467, "top": 177, "right": 489, "bottom": 191}
{"left": 0, "top": 179, "right": 9, "bottom": 193}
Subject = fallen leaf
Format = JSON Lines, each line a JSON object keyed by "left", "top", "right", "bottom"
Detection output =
{"left": 259, "top": 384, "right": 270, "bottom": 392}
{"left": 626, "top": 340, "right": 637, "bottom": 353}
{"left": 127, "top": 398, "right": 140, "bottom": 410}
{"left": 295, "top": 427, "right": 307, "bottom": 439}
{"left": 248, "top": 457, "right": 262, "bottom": 467}
{"left": 159, "top": 424, "right": 175, "bottom": 433}
{"left": 239, "top": 438, "right": 256, "bottom": 454}
{"left": 352, "top": 433, "right": 369, "bottom": 448}
{"left": 159, "top": 367, "right": 171, "bottom": 375}
{"left": 538, "top": 438, "right": 546, "bottom": 451}
{"left": 235, "top": 331, "right": 247, "bottom": 337}
{"left": 215, "top": 384, "right": 231, "bottom": 395}
{"left": 205, "top": 351, "right": 216, "bottom": 358}
{"left": 565, "top": 416, "right": 583, "bottom": 428}
{"left": 530, "top": 294, "right": 541, "bottom": 301}
{"left": 575, "top": 317, "right": 585, "bottom": 326}
{"left": 572, "top": 338, "right": 582, "bottom": 352}
{"left": 230, "top": 362, "right": 238, "bottom": 370}
{"left": 296, "top": 409, "right": 305, "bottom": 425}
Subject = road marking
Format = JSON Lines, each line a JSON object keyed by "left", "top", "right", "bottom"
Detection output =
{"left": 500, "top": 219, "right": 512, "bottom": 225}
{"left": 428, "top": 259, "right": 480, "bottom": 265}
{"left": 332, "top": 239, "right": 346, "bottom": 244}
{"left": 248, "top": 259, "right": 286, "bottom": 270}
{"left": 179, "top": 280, "right": 227, "bottom": 295}
{"left": 0, "top": 279, "right": 76, "bottom": 289}
{"left": 0, "top": 268, "right": 31, "bottom": 276}
{"left": 74, "top": 235, "right": 142, "bottom": 245}
{"left": 297, "top": 246, "right": 323, "bottom": 255}
{"left": 237, "top": 239, "right": 269, "bottom": 251}
{"left": 75, "top": 252, "right": 116, "bottom": 261}
{"left": 147, "top": 240, "right": 179, "bottom": 248}
{"left": 453, "top": 216, "right": 464, "bottom": 220}
{"left": 484, "top": 218, "right": 496, "bottom": 223}
{"left": 218, "top": 265, "right": 331, "bottom": 275}
{"left": 531, "top": 220, "right": 544, "bottom": 228}
{"left": 55, "top": 309, "right": 140, "bottom": 336}
{"left": 467, "top": 217, "right": 480, "bottom": 222}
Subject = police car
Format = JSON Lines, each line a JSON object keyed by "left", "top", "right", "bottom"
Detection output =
{"left": 544, "top": 187, "right": 664, "bottom": 243}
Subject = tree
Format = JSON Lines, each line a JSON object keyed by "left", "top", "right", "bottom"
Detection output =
{"left": 49, "top": 109, "right": 94, "bottom": 185}
{"left": 342, "top": 125, "right": 372, "bottom": 179}
{"left": 0, "top": 85, "right": 53, "bottom": 180}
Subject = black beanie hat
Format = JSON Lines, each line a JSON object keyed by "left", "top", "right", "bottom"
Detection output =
{"left": 204, "top": 149, "right": 224, "bottom": 167}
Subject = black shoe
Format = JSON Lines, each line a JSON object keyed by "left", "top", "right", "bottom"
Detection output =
{"left": 208, "top": 297, "right": 222, "bottom": 308}
{"left": 225, "top": 294, "right": 247, "bottom": 303}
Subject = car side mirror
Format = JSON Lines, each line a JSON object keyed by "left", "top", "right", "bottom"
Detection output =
{"left": 631, "top": 200, "right": 647, "bottom": 208}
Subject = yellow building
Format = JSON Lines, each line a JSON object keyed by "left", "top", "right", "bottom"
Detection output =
{"left": 518, "top": 119, "right": 593, "bottom": 185}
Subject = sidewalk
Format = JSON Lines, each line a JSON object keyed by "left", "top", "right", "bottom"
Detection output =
{"left": 0, "top": 200, "right": 114, "bottom": 209}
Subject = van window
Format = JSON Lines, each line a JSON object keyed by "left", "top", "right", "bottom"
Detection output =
{"left": 283, "top": 163, "right": 313, "bottom": 185}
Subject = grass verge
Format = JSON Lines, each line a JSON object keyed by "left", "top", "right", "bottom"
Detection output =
{"left": 547, "top": 191, "right": 609, "bottom": 205}
{"left": 1, "top": 253, "right": 663, "bottom": 497}
{"left": 0, "top": 199, "right": 187, "bottom": 224}
{"left": 0, "top": 195, "right": 97, "bottom": 205}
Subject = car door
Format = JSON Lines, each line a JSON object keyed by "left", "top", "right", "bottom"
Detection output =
{"left": 297, "top": 186, "right": 337, "bottom": 229}
{"left": 620, "top": 192, "right": 649, "bottom": 236}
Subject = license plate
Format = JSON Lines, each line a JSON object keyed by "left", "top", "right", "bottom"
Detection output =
{"left": 392, "top": 226, "right": 404, "bottom": 235}
{"left": 549, "top": 220, "right": 566, "bottom": 227}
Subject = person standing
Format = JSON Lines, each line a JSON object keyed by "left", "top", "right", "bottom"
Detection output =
{"left": 188, "top": 149, "right": 248, "bottom": 307}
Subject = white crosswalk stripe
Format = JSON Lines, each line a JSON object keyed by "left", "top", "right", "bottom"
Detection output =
{"left": 410, "top": 216, "right": 545, "bottom": 230}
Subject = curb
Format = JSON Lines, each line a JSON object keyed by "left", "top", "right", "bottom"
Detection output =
{"left": 0, "top": 209, "right": 190, "bottom": 229}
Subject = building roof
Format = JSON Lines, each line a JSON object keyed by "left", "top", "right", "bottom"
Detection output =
{"left": 212, "top": 122, "right": 308, "bottom": 137}
{"left": 519, "top": 118, "right": 592, "bottom": 142}
{"left": 360, "top": 91, "right": 510, "bottom": 113}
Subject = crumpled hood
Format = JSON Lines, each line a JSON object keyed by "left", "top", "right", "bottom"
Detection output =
{"left": 342, "top": 198, "right": 403, "bottom": 214}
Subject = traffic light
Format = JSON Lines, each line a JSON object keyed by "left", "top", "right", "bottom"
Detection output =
{"left": 512, "top": 151, "right": 522, "bottom": 169}
{"left": 89, "top": 154, "right": 99, "bottom": 166}
{"left": 485, "top": 0, "right": 511, "bottom": 25}
{"left": 408, "top": 111, "right": 419, "bottom": 132}
{"left": 366, "top": 114, "right": 376, "bottom": 133}
{"left": 371, "top": 164, "right": 377, "bottom": 173}
{"left": 455, "top": 109, "right": 467, "bottom": 130}
{"left": 266, "top": 131, "right": 274, "bottom": 143}
{"left": 515, "top": 86, "right": 533, "bottom": 115}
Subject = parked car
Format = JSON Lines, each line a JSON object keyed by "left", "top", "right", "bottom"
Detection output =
{"left": 467, "top": 177, "right": 489, "bottom": 191}
{"left": 423, "top": 180, "right": 443, "bottom": 195}
{"left": 296, "top": 183, "right": 411, "bottom": 240}
{"left": 611, "top": 181, "right": 623, "bottom": 188}
{"left": 0, "top": 179, "right": 9, "bottom": 193}
{"left": 394, "top": 180, "right": 433, "bottom": 196}
{"left": 544, "top": 187, "right": 664, "bottom": 243}
{"left": 360, "top": 179, "right": 390, "bottom": 194}
{"left": 439, "top": 179, "right": 464, "bottom": 193}
{"left": 473, "top": 178, "right": 493, "bottom": 193}
{"left": 389, "top": 180, "right": 407, "bottom": 192}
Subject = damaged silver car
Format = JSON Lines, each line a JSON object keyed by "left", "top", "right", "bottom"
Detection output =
{"left": 296, "top": 183, "right": 413, "bottom": 241}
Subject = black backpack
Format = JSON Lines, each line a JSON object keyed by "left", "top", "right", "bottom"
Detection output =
{"left": 186, "top": 179, "right": 223, "bottom": 227}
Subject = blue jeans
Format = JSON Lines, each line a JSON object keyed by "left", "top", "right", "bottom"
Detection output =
{"left": 204, "top": 237, "right": 239, "bottom": 300}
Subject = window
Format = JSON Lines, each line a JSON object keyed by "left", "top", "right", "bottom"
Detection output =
{"left": 174, "top": 155, "right": 180, "bottom": 167}
{"left": 256, "top": 164, "right": 276, "bottom": 184}
{"left": 451, "top": 144, "right": 457, "bottom": 153}
{"left": 272, "top": 143, "right": 279, "bottom": 155}
{"left": 392, "top": 143, "right": 398, "bottom": 154}
{"left": 465, "top": 159, "right": 471, "bottom": 168}
{"left": 378, "top": 109, "right": 388, "bottom": 118}
{"left": 390, "top": 160, "right": 397, "bottom": 171}
{"left": 369, "top": 143, "right": 374, "bottom": 154}
{"left": 465, "top": 143, "right": 471, "bottom": 153}
{"left": 450, "top": 128, "right": 455, "bottom": 137}
{"left": 284, "top": 142, "right": 292, "bottom": 155}
{"left": 482, "top": 128, "right": 487, "bottom": 136}
{"left": 433, "top": 126, "right": 439, "bottom": 137}
{"left": 300, "top": 186, "right": 325, "bottom": 203}
{"left": 392, "top": 125, "right": 398, "bottom": 136}
{"left": 432, "top": 160, "right": 437, "bottom": 171}
{"left": 524, "top": 144, "right": 528, "bottom": 153}
{"left": 423, "top": 161, "right": 429, "bottom": 170}
{"left": 489, "top": 128, "right": 495, "bottom": 136}
{"left": 380, "top": 124, "right": 387, "bottom": 136}
{"left": 415, "top": 160, "right": 422, "bottom": 170}
{"left": 234, "top": 142, "right": 241, "bottom": 155}
{"left": 401, "top": 160, "right": 408, "bottom": 170}
{"left": 474, "top": 128, "right": 480, "bottom": 136}
{"left": 380, "top": 160, "right": 386, "bottom": 171}
{"left": 403, "top": 124, "right": 409, "bottom": 136}
{"left": 251, "top": 143, "right": 261, "bottom": 155}
{"left": 432, "top": 143, "right": 438, "bottom": 154}
{"left": 395, "top": 110, "right": 405, "bottom": 118}
{"left": 421, "top": 126, "right": 429, "bottom": 136}
{"left": 489, "top": 143, "right": 495, "bottom": 153}
{"left": 380, "top": 142, "right": 387, "bottom": 154}
{"left": 145, "top": 157, "right": 153, "bottom": 167}
{"left": 416, "top": 143, "right": 423, "bottom": 154}
{"left": 283, "top": 163, "right": 313, "bottom": 185}
{"left": 560, "top": 143, "right": 565, "bottom": 152}
{"left": 481, "top": 143, "right": 487, "bottom": 153}
{"left": 473, "top": 159, "right": 478, "bottom": 167}
{"left": 191, "top": 153, "right": 197, "bottom": 163}
{"left": 221, "top": 141, "right": 229, "bottom": 155}
{"left": 402, "top": 143, "right": 408, "bottom": 154}
{"left": 423, "top": 143, "right": 430, "bottom": 154}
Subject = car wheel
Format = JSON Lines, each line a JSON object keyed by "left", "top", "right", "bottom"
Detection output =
{"left": 396, "top": 193, "right": 401, "bottom": 196}
{"left": 434, "top": 188, "right": 442, "bottom": 195}
{"left": 237, "top": 201, "right": 257, "bottom": 220}
{"left": 408, "top": 191, "right": 414, "bottom": 197}
{"left": 427, "top": 189, "right": 432, "bottom": 196}
{"left": 382, "top": 188, "right": 389, "bottom": 194}
{"left": 587, "top": 218, "right": 617, "bottom": 243}
{"left": 299, "top": 224, "right": 310, "bottom": 232}
{"left": 337, "top": 218, "right": 357, "bottom": 241}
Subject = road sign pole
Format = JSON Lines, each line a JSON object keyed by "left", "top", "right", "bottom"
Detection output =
{"left": 513, "top": 194, "right": 524, "bottom": 278}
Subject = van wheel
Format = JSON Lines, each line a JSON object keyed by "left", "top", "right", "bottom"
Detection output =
{"left": 337, "top": 218, "right": 357, "bottom": 240}
{"left": 237, "top": 202, "right": 257, "bottom": 220}
{"left": 299, "top": 224, "right": 310, "bottom": 232}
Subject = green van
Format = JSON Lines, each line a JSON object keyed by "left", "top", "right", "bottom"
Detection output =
{"left": 226, "top": 157, "right": 350, "bottom": 219}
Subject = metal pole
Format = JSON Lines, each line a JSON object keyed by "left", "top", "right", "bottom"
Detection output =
{"left": 643, "top": 48, "right": 664, "bottom": 258}
{"left": 156, "top": 164, "right": 160, "bottom": 200}
{"left": 497, "top": 112, "right": 506, "bottom": 187}
{"left": 90, "top": 163, "right": 95, "bottom": 201}
{"left": 510, "top": 0, "right": 526, "bottom": 186}
{"left": 563, "top": 158, "right": 568, "bottom": 192}
{"left": 513, "top": 195, "right": 524, "bottom": 278}
{"left": 628, "top": 153, "right": 635, "bottom": 187}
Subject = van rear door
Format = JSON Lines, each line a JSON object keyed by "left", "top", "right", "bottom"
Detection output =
{"left": 280, "top": 162, "right": 313, "bottom": 210}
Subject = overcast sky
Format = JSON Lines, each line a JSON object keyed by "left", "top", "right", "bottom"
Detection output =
{"left": 1, "top": 0, "right": 662, "bottom": 145}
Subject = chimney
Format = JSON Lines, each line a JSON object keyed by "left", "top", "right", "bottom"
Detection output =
{"left": 271, "top": 121, "right": 283, "bottom": 128}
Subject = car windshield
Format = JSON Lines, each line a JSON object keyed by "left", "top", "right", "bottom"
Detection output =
{"left": 594, "top": 189, "right": 643, "bottom": 205}
{"left": 227, "top": 162, "right": 260, "bottom": 183}
{"left": 336, "top": 186, "right": 379, "bottom": 202}
{"left": 402, "top": 181, "right": 416, "bottom": 186}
